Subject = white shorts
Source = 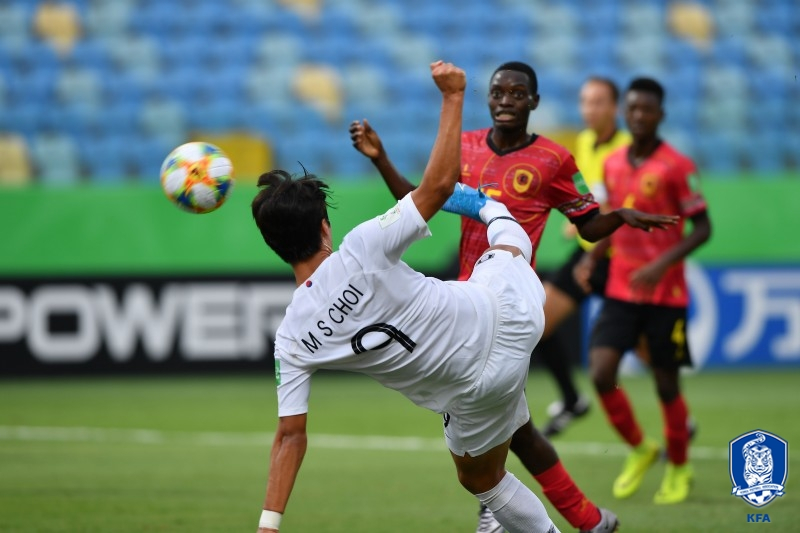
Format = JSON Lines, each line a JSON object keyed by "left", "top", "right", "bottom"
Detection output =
{"left": 445, "top": 249, "right": 546, "bottom": 457}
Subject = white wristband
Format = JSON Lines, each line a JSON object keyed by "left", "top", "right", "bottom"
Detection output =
{"left": 259, "top": 510, "right": 282, "bottom": 530}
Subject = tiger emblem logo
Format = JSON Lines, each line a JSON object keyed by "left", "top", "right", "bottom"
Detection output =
{"left": 743, "top": 434, "right": 773, "bottom": 488}
{"left": 730, "top": 430, "right": 787, "bottom": 507}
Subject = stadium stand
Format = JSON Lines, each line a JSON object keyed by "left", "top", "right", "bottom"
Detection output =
{"left": 0, "top": 0, "right": 796, "bottom": 182}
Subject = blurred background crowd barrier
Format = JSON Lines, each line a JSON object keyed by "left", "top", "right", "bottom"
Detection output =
{"left": 0, "top": 0, "right": 798, "bottom": 375}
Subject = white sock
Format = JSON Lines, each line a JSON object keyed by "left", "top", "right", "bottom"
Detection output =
{"left": 476, "top": 472, "right": 560, "bottom": 533}
{"left": 480, "top": 201, "right": 532, "bottom": 263}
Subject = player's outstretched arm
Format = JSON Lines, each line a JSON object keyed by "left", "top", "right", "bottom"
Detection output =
{"left": 258, "top": 414, "right": 308, "bottom": 533}
{"left": 410, "top": 61, "right": 466, "bottom": 221}
{"left": 576, "top": 208, "right": 679, "bottom": 243}
{"left": 349, "top": 119, "right": 416, "bottom": 201}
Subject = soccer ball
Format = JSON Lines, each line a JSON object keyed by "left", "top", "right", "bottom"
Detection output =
{"left": 160, "top": 142, "right": 234, "bottom": 214}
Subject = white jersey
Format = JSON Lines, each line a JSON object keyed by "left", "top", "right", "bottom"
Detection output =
{"left": 275, "top": 194, "right": 497, "bottom": 417}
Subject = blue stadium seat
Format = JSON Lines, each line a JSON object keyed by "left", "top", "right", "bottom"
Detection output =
{"left": 84, "top": 2, "right": 132, "bottom": 38}
{"left": 528, "top": 33, "right": 578, "bottom": 69}
{"left": 80, "top": 134, "right": 131, "bottom": 183}
{"left": 746, "top": 35, "right": 793, "bottom": 70}
{"left": 102, "top": 72, "right": 145, "bottom": 106}
{"left": 104, "top": 34, "right": 161, "bottom": 77}
{"left": 7, "top": 68, "right": 56, "bottom": 107}
{"left": 68, "top": 39, "right": 112, "bottom": 70}
{"left": 703, "top": 66, "right": 748, "bottom": 99}
{"left": 529, "top": 4, "right": 579, "bottom": 36}
{"left": 694, "top": 132, "right": 743, "bottom": 174}
{"left": 7, "top": 41, "right": 60, "bottom": 73}
{"left": 742, "top": 130, "right": 787, "bottom": 173}
{"left": 2, "top": 101, "right": 47, "bottom": 137}
{"left": 253, "top": 32, "right": 303, "bottom": 66}
{"left": 129, "top": 3, "right": 185, "bottom": 40}
{"left": 31, "top": 132, "right": 81, "bottom": 185}
{"left": 340, "top": 64, "right": 388, "bottom": 109}
{"left": 0, "top": 4, "right": 30, "bottom": 46}
{"left": 45, "top": 104, "right": 91, "bottom": 137}
{"left": 616, "top": 33, "right": 666, "bottom": 73}
{"left": 244, "top": 64, "right": 294, "bottom": 106}
{"left": 579, "top": 3, "right": 620, "bottom": 37}
{"left": 130, "top": 135, "right": 175, "bottom": 183}
{"left": 713, "top": 1, "right": 754, "bottom": 34}
{"left": 55, "top": 67, "right": 103, "bottom": 107}
{"left": 239, "top": 105, "right": 279, "bottom": 139}
{"left": 186, "top": 99, "right": 244, "bottom": 133}
{"left": 709, "top": 37, "right": 748, "bottom": 68}
{"left": 698, "top": 96, "right": 747, "bottom": 130}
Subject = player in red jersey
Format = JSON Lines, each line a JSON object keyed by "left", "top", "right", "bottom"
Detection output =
{"left": 578, "top": 77, "right": 711, "bottom": 505}
{"left": 351, "top": 61, "right": 676, "bottom": 533}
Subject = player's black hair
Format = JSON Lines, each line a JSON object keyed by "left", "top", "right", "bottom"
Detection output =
{"left": 252, "top": 168, "right": 332, "bottom": 265}
{"left": 492, "top": 61, "right": 538, "bottom": 96}
{"left": 586, "top": 76, "right": 620, "bottom": 103}
{"left": 627, "top": 77, "right": 665, "bottom": 105}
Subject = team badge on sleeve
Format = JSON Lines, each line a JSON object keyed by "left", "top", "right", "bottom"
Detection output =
{"left": 378, "top": 204, "right": 401, "bottom": 228}
{"left": 730, "top": 430, "right": 787, "bottom": 507}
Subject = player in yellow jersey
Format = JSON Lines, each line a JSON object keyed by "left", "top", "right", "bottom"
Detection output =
{"left": 539, "top": 77, "right": 631, "bottom": 437}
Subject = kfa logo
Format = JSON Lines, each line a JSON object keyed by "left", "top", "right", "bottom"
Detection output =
{"left": 730, "top": 430, "right": 787, "bottom": 507}
{"left": 476, "top": 252, "right": 495, "bottom": 266}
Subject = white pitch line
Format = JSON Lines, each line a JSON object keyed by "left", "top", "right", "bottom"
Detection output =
{"left": 0, "top": 425, "right": 734, "bottom": 460}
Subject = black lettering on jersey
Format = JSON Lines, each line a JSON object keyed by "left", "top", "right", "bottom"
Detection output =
{"left": 301, "top": 331, "right": 323, "bottom": 353}
{"left": 442, "top": 413, "right": 451, "bottom": 428}
{"left": 351, "top": 323, "right": 416, "bottom": 355}
{"left": 317, "top": 321, "right": 333, "bottom": 337}
{"left": 348, "top": 283, "right": 364, "bottom": 296}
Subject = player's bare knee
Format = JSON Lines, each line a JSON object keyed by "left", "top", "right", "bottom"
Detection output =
{"left": 457, "top": 468, "right": 505, "bottom": 495}
{"left": 590, "top": 359, "right": 616, "bottom": 393}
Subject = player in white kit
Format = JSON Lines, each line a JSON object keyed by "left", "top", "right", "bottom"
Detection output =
{"left": 253, "top": 61, "right": 559, "bottom": 533}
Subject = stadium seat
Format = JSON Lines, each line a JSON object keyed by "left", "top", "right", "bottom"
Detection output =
{"left": 694, "top": 131, "right": 744, "bottom": 174}
{"left": 528, "top": 33, "right": 578, "bottom": 69}
{"left": 383, "top": 34, "right": 437, "bottom": 70}
{"left": 187, "top": 99, "right": 244, "bottom": 133}
{"left": 698, "top": 96, "right": 747, "bottom": 131}
{"left": 105, "top": 33, "right": 161, "bottom": 79}
{"left": 244, "top": 64, "right": 295, "bottom": 106}
{"left": 340, "top": 64, "right": 388, "bottom": 109}
{"left": 746, "top": 35, "right": 793, "bottom": 70}
{"left": 703, "top": 65, "right": 748, "bottom": 99}
{"left": 709, "top": 37, "right": 748, "bottom": 68}
{"left": 83, "top": 2, "right": 131, "bottom": 38}
{"left": 69, "top": 39, "right": 112, "bottom": 71}
{"left": 129, "top": 135, "right": 175, "bottom": 183}
{"left": 253, "top": 32, "right": 304, "bottom": 67}
{"left": 616, "top": 33, "right": 666, "bottom": 74}
{"left": 7, "top": 69, "right": 56, "bottom": 107}
{"left": 712, "top": 1, "right": 754, "bottom": 34}
{"left": 741, "top": 130, "right": 787, "bottom": 173}
{"left": 621, "top": 4, "right": 665, "bottom": 37}
{"left": 80, "top": 134, "right": 131, "bottom": 183}
{"left": 55, "top": 66, "right": 103, "bottom": 107}
{"left": 139, "top": 97, "right": 188, "bottom": 144}
{"left": 31, "top": 132, "right": 81, "bottom": 185}
{"left": 528, "top": 4, "right": 578, "bottom": 36}
{"left": 0, "top": 4, "right": 30, "bottom": 46}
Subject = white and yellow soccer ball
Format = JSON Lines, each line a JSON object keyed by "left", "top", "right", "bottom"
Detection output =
{"left": 160, "top": 142, "right": 234, "bottom": 214}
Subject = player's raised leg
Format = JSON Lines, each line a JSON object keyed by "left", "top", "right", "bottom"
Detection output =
{"left": 448, "top": 183, "right": 618, "bottom": 533}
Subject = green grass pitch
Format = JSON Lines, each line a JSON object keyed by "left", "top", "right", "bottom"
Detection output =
{"left": 0, "top": 369, "right": 797, "bottom": 532}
